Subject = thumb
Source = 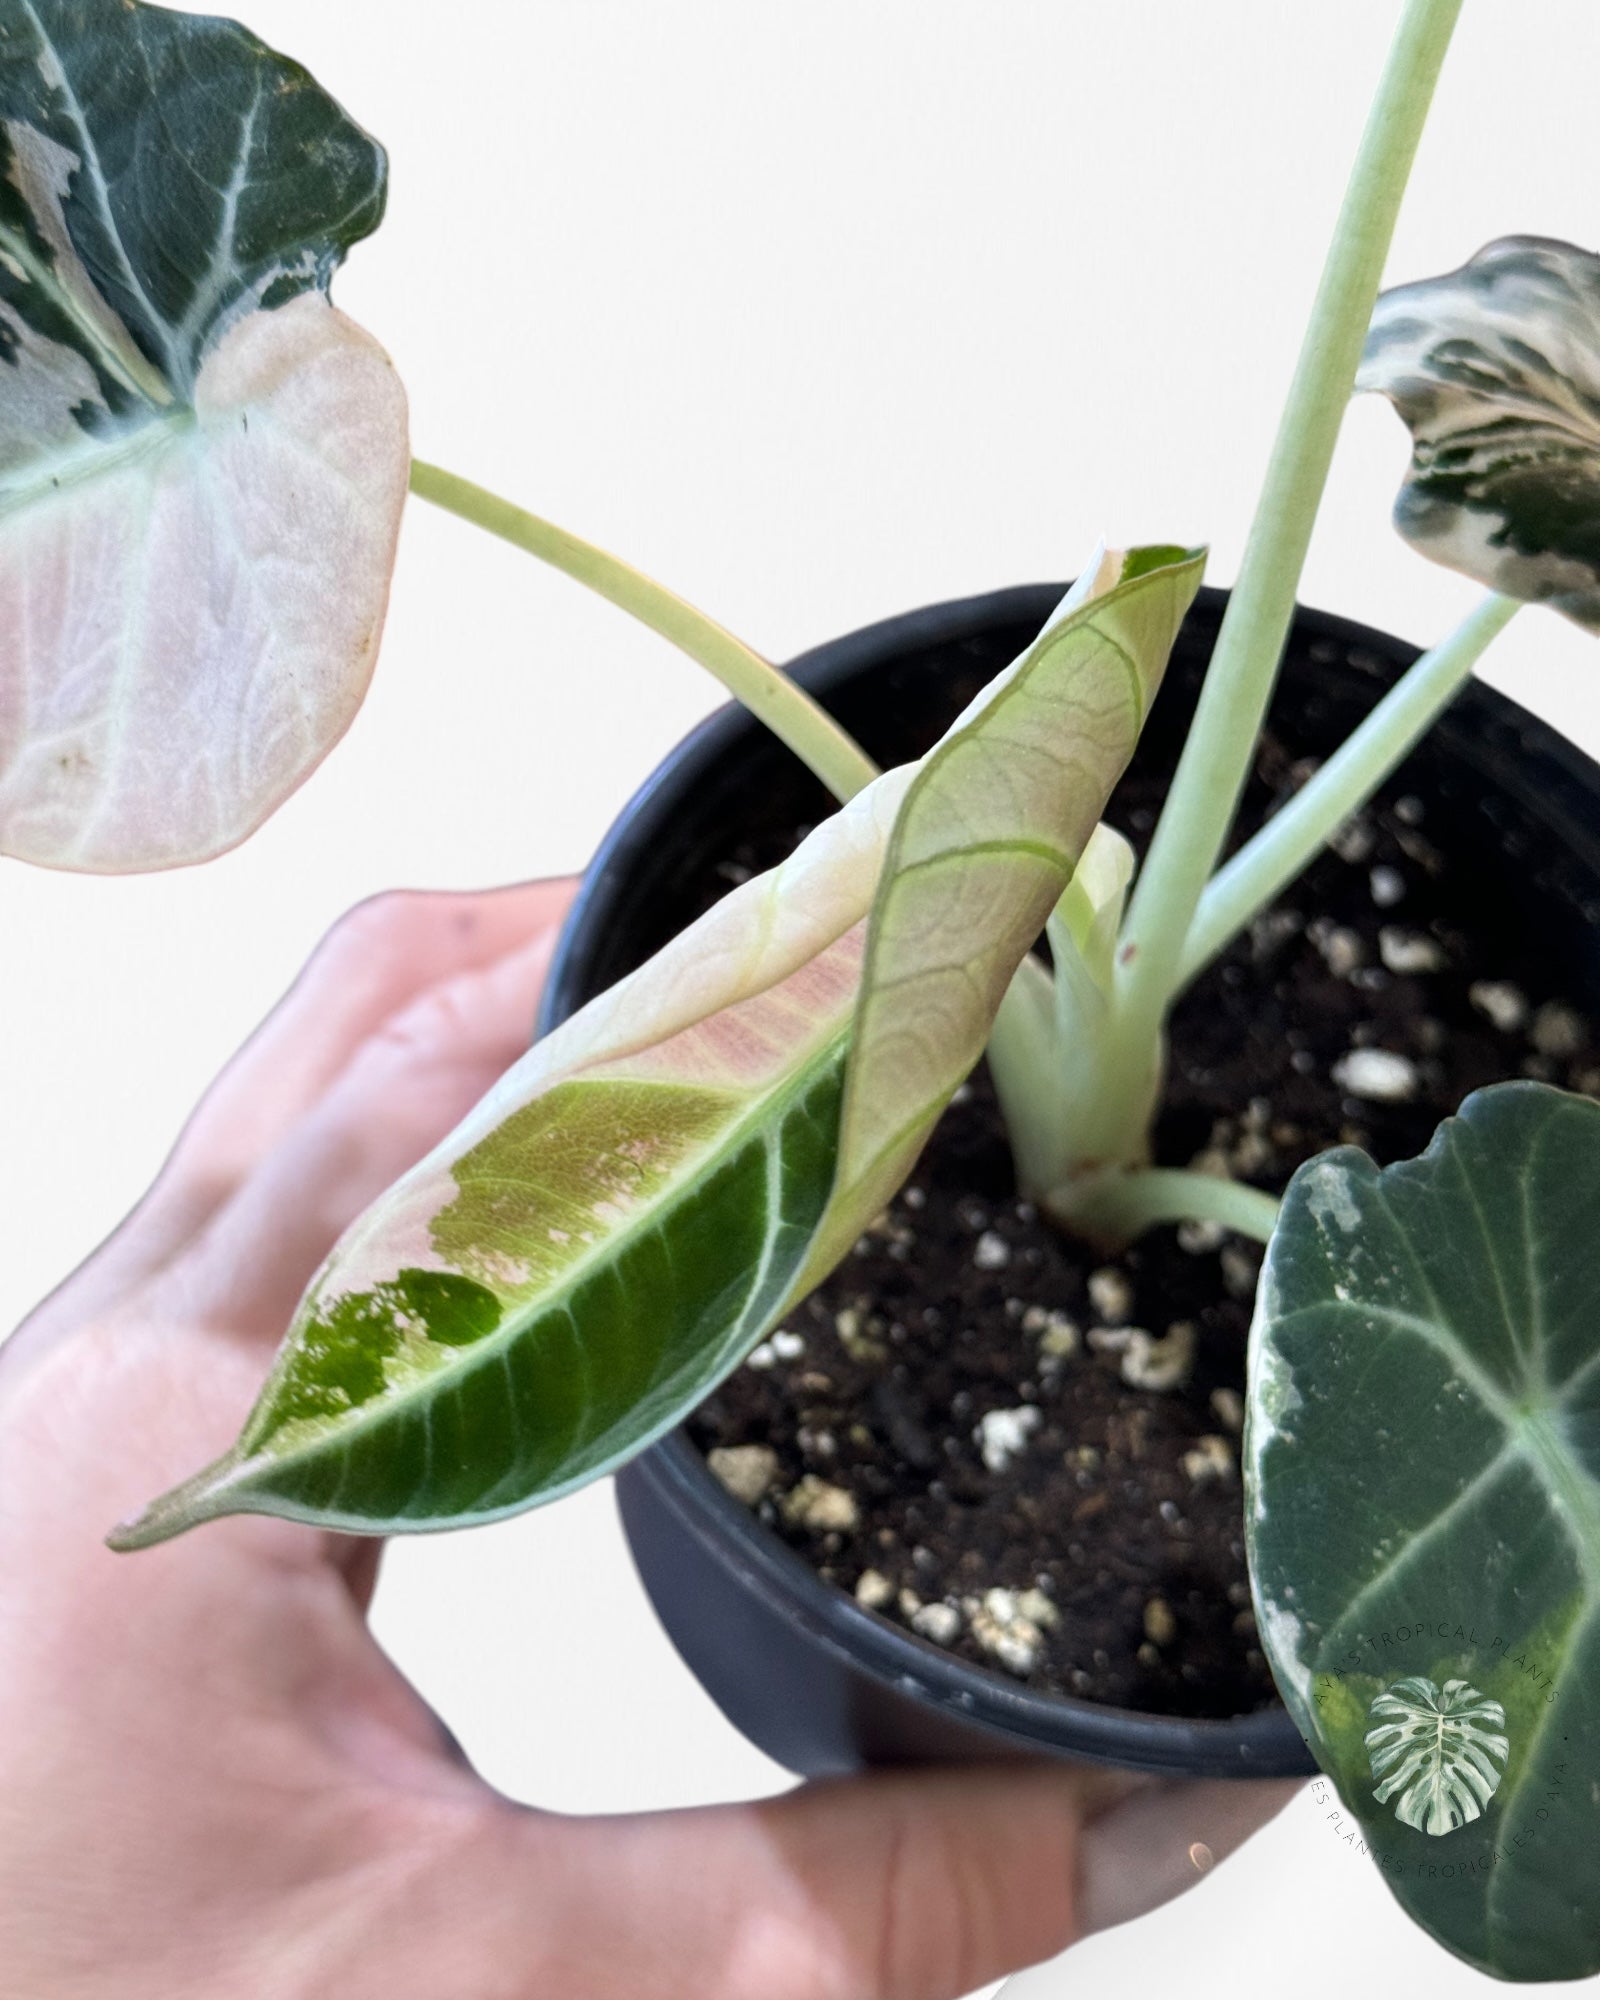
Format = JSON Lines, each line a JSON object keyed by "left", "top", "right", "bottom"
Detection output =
{"left": 376, "top": 1760, "right": 1296, "bottom": 2000}
{"left": 997, "top": 1775, "right": 1304, "bottom": 1995}
{"left": 521, "top": 1762, "right": 1133, "bottom": 2000}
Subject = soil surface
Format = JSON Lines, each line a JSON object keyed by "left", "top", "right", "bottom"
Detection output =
{"left": 682, "top": 729, "right": 1599, "bottom": 1719}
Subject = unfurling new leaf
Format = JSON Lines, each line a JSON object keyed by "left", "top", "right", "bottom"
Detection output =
{"left": 0, "top": 0, "right": 408, "bottom": 870}
{"left": 112, "top": 543, "right": 1204, "bottom": 1546}
{"left": 1359, "top": 236, "right": 1600, "bottom": 631}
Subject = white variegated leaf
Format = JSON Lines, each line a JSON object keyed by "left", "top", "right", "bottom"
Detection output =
{"left": 1358, "top": 236, "right": 1600, "bottom": 632}
{"left": 0, "top": 0, "right": 408, "bottom": 870}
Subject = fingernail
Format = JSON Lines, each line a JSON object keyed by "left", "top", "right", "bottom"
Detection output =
{"left": 1075, "top": 1776, "right": 1303, "bottom": 1937}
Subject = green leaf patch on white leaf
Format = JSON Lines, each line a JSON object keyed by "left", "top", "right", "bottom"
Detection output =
{"left": 1247, "top": 1082, "right": 1600, "bottom": 1982}
{"left": 1359, "top": 236, "right": 1600, "bottom": 633}
{"left": 112, "top": 543, "right": 1204, "bottom": 1546}
{"left": 0, "top": 0, "right": 408, "bottom": 870}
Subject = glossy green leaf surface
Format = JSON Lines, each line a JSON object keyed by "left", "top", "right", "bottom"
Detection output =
{"left": 0, "top": 0, "right": 408, "bottom": 869}
{"left": 1248, "top": 1083, "right": 1600, "bottom": 1981}
{"left": 114, "top": 545, "right": 1204, "bottom": 1546}
{"left": 1358, "top": 236, "right": 1600, "bottom": 632}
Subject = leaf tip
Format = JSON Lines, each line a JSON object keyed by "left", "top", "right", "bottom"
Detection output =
{"left": 104, "top": 1451, "right": 250, "bottom": 1553}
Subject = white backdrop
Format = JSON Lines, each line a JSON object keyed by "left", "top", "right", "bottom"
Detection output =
{"left": 4, "top": 4, "right": 1598, "bottom": 1995}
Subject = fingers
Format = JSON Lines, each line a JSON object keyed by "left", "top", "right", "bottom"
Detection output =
{"left": 11, "top": 880, "right": 575, "bottom": 1357}
{"left": 169, "top": 922, "right": 569, "bottom": 1343}
{"left": 1071, "top": 1772, "right": 1301, "bottom": 1939}
{"left": 996, "top": 1776, "right": 1304, "bottom": 1994}
{"left": 499, "top": 1762, "right": 1298, "bottom": 2000}
{"left": 478, "top": 1763, "right": 1125, "bottom": 2000}
{"left": 165, "top": 881, "right": 576, "bottom": 1198}
{"left": 727, "top": 1763, "right": 1106, "bottom": 2000}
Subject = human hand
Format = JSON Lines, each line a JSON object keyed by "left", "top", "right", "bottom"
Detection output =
{"left": 0, "top": 882, "right": 1299, "bottom": 2000}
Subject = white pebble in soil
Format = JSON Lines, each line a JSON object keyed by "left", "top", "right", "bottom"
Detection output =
{"left": 780, "top": 1475, "right": 859, "bottom": 1534}
{"left": 910, "top": 1601, "right": 963, "bottom": 1645}
{"left": 1181, "top": 1434, "right": 1236, "bottom": 1485}
{"left": 1020, "top": 1304, "right": 1080, "bottom": 1352}
{"left": 1369, "top": 865, "right": 1406, "bottom": 908}
{"left": 1088, "top": 1266, "right": 1134, "bottom": 1324}
{"left": 1309, "top": 919, "right": 1363, "bottom": 978}
{"left": 967, "top": 1588, "right": 1047, "bottom": 1675}
{"left": 1331, "top": 816, "right": 1376, "bottom": 865}
{"left": 973, "top": 1229, "right": 1012, "bottom": 1271}
{"left": 1120, "top": 1321, "right": 1196, "bottom": 1393}
{"left": 1035, "top": 1312, "right": 1081, "bottom": 1359}
{"left": 1016, "top": 1587, "right": 1060, "bottom": 1630}
{"left": 1209, "top": 1386, "right": 1245, "bottom": 1433}
{"left": 1470, "top": 979, "right": 1528, "bottom": 1034}
{"left": 975, "top": 1404, "right": 1042, "bottom": 1473}
{"left": 706, "top": 1444, "right": 780, "bottom": 1506}
{"left": 1378, "top": 926, "right": 1446, "bottom": 975}
{"left": 1332, "top": 1046, "right": 1418, "bottom": 1103}
{"left": 771, "top": 1329, "right": 806, "bottom": 1361}
{"left": 854, "top": 1568, "right": 894, "bottom": 1610}
{"left": 1532, "top": 1002, "right": 1586, "bottom": 1059}
{"left": 834, "top": 1307, "right": 886, "bottom": 1364}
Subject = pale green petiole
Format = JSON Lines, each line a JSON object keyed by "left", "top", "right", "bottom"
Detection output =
{"left": 1046, "top": 1168, "right": 1280, "bottom": 1248}
{"left": 1105, "top": 0, "right": 1464, "bottom": 1152}
{"left": 1178, "top": 590, "right": 1519, "bottom": 987}
{"left": 408, "top": 459, "right": 880, "bottom": 806}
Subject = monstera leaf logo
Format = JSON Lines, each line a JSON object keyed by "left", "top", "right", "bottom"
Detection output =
{"left": 1365, "top": 1676, "right": 1510, "bottom": 1835}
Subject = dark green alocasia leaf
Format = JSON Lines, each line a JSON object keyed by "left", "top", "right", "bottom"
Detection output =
{"left": 1247, "top": 1083, "right": 1600, "bottom": 1981}
{"left": 1358, "top": 236, "right": 1600, "bottom": 632}
{"left": 111, "top": 544, "right": 1205, "bottom": 1546}
{"left": 0, "top": 0, "right": 408, "bottom": 869}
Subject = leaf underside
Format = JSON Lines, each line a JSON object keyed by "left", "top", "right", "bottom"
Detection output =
{"left": 1248, "top": 1082, "right": 1600, "bottom": 1980}
{"left": 0, "top": 0, "right": 408, "bottom": 869}
{"left": 114, "top": 546, "right": 1205, "bottom": 1548}
{"left": 1358, "top": 235, "right": 1600, "bottom": 633}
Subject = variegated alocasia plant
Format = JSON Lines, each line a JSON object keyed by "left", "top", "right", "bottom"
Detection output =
{"left": 10, "top": 0, "right": 1600, "bottom": 1981}
{"left": 0, "top": 0, "right": 407, "bottom": 869}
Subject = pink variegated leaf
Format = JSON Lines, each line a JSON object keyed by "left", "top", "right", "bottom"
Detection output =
{"left": 114, "top": 544, "right": 1202, "bottom": 1545}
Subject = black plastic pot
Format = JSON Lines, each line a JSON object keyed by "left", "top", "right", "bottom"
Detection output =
{"left": 538, "top": 583, "right": 1600, "bottom": 1781}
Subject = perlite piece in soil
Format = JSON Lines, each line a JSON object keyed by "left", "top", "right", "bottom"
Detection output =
{"left": 1181, "top": 1435, "right": 1235, "bottom": 1484}
{"left": 973, "top": 1230, "right": 1012, "bottom": 1270}
{"left": 1369, "top": 864, "right": 1406, "bottom": 907}
{"left": 1087, "top": 1267, "right": 1135, "bottom": 1323}
{"left": 910, "top": 1601, "right": 963, "bottom": 1644}
{"left": 1332, "top": 1046, "right": 1419, "bottom": 1102}
{"left": 967, "top": 1588, "right": 1048, "bottom": 1675}
{"left": 1025, "top": 1308, "right": 1081, "bottom": 1358}
{"left": 1378, "top": 926, "right": 1446, "bottom": 974}
{"left": 1532, "top": 1002, "right": 1586, "bottom": 1058}
{"left": 974, "top": 1405, "right": 1042, "bottom": 1473}
{"left": 854, "top": 1568, "right": 894, "bottom": 1610}
{"left": 1469, "top": 979, "right": 1528, "bottom": 1033}
{"left": 706, "top": 1444, "right": 780, "bottom": 1505}
{"left": 781, "top": 1476, "right": 858, "bottom": 1534}
{"left": 1120, "top": 1322, "right": 1196, "bottom": 1392}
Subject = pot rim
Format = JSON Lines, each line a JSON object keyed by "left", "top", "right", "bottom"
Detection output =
{"left": 540, "top": 580, "right": 1599, "bottom": 1776}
